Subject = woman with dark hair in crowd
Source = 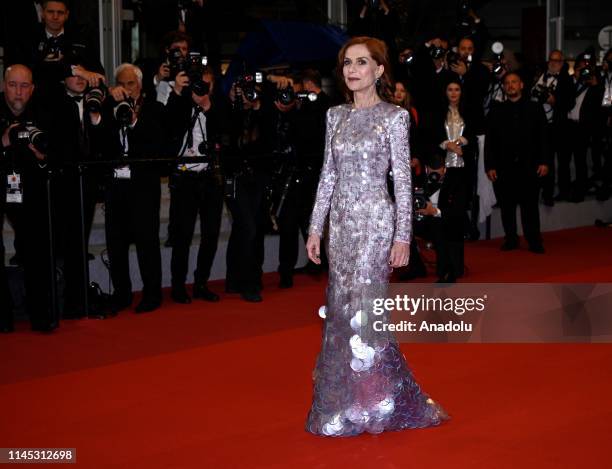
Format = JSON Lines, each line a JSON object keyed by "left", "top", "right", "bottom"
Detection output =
{"left": 304, "top": 36, "right": 449, "bottom": 437}
{"left": 428, "top": 79, "right": 476, "bottom": 280}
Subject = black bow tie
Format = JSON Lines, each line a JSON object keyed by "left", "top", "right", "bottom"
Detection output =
{"left": 71, "top": 95, "right": 84, "bottom": 102}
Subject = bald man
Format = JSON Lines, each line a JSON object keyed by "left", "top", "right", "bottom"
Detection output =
{"left": 1, "top": 64, "right": 57, "bottom": 332}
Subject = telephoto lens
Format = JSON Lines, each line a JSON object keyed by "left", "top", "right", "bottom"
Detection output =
{"left": 114, "top": 98, "right": 135, "bottom": 127}
{"left": 84, "top": 86, "right": 106, "bottom": 113}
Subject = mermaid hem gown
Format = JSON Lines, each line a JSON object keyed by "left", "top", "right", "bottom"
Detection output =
{"left": 306, "top": 102, "right": 449, "bottom": 437}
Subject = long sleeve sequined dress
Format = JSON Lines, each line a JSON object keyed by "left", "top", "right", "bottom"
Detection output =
{"left": 306, "top": 102, "right": 449, "bottom": 436}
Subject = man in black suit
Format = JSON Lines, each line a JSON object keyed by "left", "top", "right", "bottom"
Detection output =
{"left": 165, "top": 66, "right": 224, "bottom": 304}
{"left": 101, "top": 64, "right": 168, "bottom": 314}
{"left": 485, "top": 72, "right": 549, "bottom": 253}
{"left": 9, "top": 1, "right": 104, "bottom": 97}
{"left": 411, "top": 37, "right": 457, "bottom": 123}
{"left": 416, "top": 150, "right": 466, "bottom": 283}
{"left": 530, "top": 50, "right": 575, "bottom": 205}
{"left": 0, "top": 64, "right": 56, "bottom": 332}
{"left": 46, "top": 65, "right": 105, "bottom": 319}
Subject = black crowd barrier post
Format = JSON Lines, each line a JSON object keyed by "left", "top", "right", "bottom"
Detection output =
{"left": 77, "top": 163, "right": 90, "bottom": 315}
{"left": 46, "top": 168, "right": 59, "bottom": 324}
{"left": 486, "top": 214, "right": 491, "bottom": 240}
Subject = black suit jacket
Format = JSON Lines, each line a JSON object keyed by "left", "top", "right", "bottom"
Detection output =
{"left": 485, "top": 97, "right": 548, "bottom": 176}
{"left": 13, "top": 26, "right": 104, "bottom": 97}
{"left": 100, "top": 96, "right": 170, "bottom": 182}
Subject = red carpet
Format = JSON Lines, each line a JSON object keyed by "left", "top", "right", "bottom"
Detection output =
{"left": 1, "top": 226, "right": 612, "bottom": 468}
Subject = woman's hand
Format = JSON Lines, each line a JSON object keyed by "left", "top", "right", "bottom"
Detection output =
{"left": 306, "top": 234, "right": 321, "bottom": 264}
{"left": 389, "top": 241, "right": 410, "bottom": 268}
{"left": 446, "top": 141, "right": 463, "bottom": 156}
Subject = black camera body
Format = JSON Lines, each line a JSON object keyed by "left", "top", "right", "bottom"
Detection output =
{"left": 84, "top": 84, "right": 107, "bottom": 114}
{"left": 8, "top": 122, "right": 48, "bottom": 153}
{"left": 276, "top": 86, "right": 295, "bottom": 106}
{"left": 113, "top": 97, "right": 135, "bottom": 127}
{"left": 233, "top": 73, "right": 263, "bottom": 109}
{"left": 43, "top": 35, "right": 64, "bottom": 60}
{"left": 414, "top": 172, "right": 443, "bottom": 222}
{"left": 531, "top": 83, "right": 554, "bottom": 104}
{"left": 429, "top": 45, "right": 447, "bottom": 60}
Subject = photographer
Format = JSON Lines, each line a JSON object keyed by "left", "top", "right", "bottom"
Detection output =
{"left": 412, "top": 37, "right": 456, "bottom": 125}
{"left": 485, "top": 72, "right": 548, "bottom": 253}
{"left": 0, "top": 64, "right": 55, "bottom": 332}
{"left": 224, "top": 73, "right": 267, "bottom": 302}
{"left": 165, "top": 65, "right": 224, "bottom": 304}
{"left": 530, "top": 50, "right": 575, "bottom": 205}
{"left": 349, "top": 1, "right": 399, "bottom": 70}
{"left": 597, "top": 48, "right": 612, "bottom": 201}
{"left": 560, "top": 53, "right": 602, "bottom": 203}
{"left": 416, "top": 150, "right": 467, "bottom": 283}
{"left": 46, "top": 63, "right": 106, "bottom": 319}
{"left": 150, "top": 31, "right": 191, "bottom": 106}
{"left": 100, "top": 64, "right": 168, "bottom": 314}
{"left": 289, "top": 70, "right": 332, "bottom": 276}
{"left": 266, "top": 73, "right": 327, "bottom": 287}
{"left": 10, "top": 1, "right": 105, "bottom": 98}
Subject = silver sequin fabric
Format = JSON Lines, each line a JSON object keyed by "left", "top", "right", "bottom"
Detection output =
{"left": 306, "top": 102, "right": 449, "bottom": 437}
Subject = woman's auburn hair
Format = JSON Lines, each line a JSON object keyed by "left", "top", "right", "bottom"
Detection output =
{"left": 336, "top": 36, "right": 394, "bottom": 104}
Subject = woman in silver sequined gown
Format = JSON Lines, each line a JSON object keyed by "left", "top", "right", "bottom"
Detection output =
{"left": 305, "top": 37, "right": 449, "bottom": 436}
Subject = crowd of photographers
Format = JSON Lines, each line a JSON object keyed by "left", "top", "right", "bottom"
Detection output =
{"left": 1, "top": 0, "right": 612, "bottom": 333}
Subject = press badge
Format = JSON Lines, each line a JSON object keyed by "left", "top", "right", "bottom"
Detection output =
{"left": 6, "top": 172, "right": 23, "bottom": 204}
{"left": 114, "top": 166, "right": 131, "bottom": 179}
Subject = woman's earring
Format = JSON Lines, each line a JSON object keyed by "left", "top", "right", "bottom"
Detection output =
{"left": 376, "top": 77, "right": 381, "bottom": 86}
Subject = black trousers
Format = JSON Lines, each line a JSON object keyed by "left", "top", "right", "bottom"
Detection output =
{"left": 169, "top": 170, "right": 224, "bottom": 288}
{"left": 277, "top": 173, "right": 318, "bottom": 277}
{"left": 495, "top": 169, "right": 542, "bottom": 246}
{"left": 57, "top": 169, "right": 98, "bottom": 315}
{"left": 225, "top": 171, "right": 268, "bottom": 295}
{"left": 541, "top": 122, "right": 564, "bottom": 199}
{"left": 105, "top": 177, "right": 162, "bottom": 303}
{"left": 0, "top": 183, "right": 13, "bottom": 328}
{"left": 559, "top": 120, "right": 590, "bottom": 197}
{"left": 23, "top": 170, "right": 56, "bottom": 328}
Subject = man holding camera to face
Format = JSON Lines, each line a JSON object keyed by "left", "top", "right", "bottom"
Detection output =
{"left": 530, "top": 50, "right": 575, "bottom": 205}
{"left": 151, "top": 31, "right": 191, "bottom": 106}
{"left": 45, "top": 62, "right": 106, "bottom": 319}
{"left": 560, "top": 53, "right": 603, "bottom": 203}
{"left": 10, "top": 1, "right": 104, "bottom": 97}
{"left": 0, "top": 65, "right": 55, "bottom": 332}
{"left": 100, "top": 64, "right": 168, "bottom": 314}
{"left": 165, "top": 65, "right": 224, "bottom": 304}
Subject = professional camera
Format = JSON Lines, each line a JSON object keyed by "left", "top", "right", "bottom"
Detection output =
{"left": 84, "top": 85, "right": 107, "bottom": 113}
{"left": 113, "top": 97, "right": 135, "bottom": 127}
{"left": 429, "top": 45, "right": 447, "bottom": 60}
{"left": 413, "top": 171, "right": 443, "bottom": 221}
{"left": 491, "top": 42, "right": 505, "bottom": 75}
{"left": 233, "top": 73, "right": 263, "bottom": 109}
{"left": 167, "top": 47, "right": 187, "bottom": 80}
{"left": 9, "top": 122, "right": 48, "bottom": 153}
{"left": 276, "top": 86, "right": 318, "bottom": 105}
{"left": 182, "top": 53, "right": 210, "bottom": 96}
{"left": 400, "top": 52, "right": 415, "bottom": 66}
{"left": 42, "top": 35, "right": 64, "bottom": 60}
{"left": 457, "top": 0, "right": 478, "bottom": 38}
{"left": 531, "top": 83, "right": 554, "bottom": 104}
